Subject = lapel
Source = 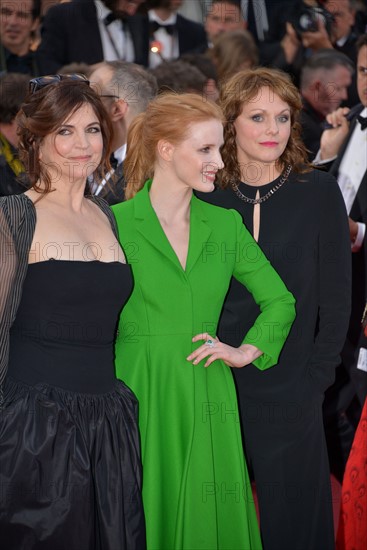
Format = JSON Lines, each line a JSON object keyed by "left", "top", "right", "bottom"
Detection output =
{"left": 176, "top": 14, "right": 188, "bottom": 52}
{"left": 176, "top": 15, "right": 198, "bottom": 53}
{"left": 176, "top": 15, "right": 208, "bottom": 54}
{"left": 76, "top": 2, "right": 104, "bottom": 62}
{"left": 133, "top": 181, "right": 212, "bottom": 274}
{"left": 127, "top": 15, "right": 150, "bottom": 66}
{"left": 186, "top": 195, "right": 213, "bottom": 274}
{"left": 330, "top": 103, "right": 367, "bottom": 221}
{"left": 100, "top": 162, "right": 126, "bottom": 205}
{"left": 350, "top": 171, "right": 367, "bottom": 222}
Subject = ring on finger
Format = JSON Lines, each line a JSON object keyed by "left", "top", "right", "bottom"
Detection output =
{"left": 205, "top": 339, "right": 216, "bottom": 348}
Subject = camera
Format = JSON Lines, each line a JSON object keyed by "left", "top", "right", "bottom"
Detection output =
{"left": 292, "top": 4, "right": 334, "bottom": 37}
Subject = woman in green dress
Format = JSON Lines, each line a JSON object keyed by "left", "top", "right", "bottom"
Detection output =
{"left": 112, "top": 93, "right": 295, "bottom": 550}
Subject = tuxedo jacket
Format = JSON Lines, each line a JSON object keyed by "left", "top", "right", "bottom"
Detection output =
{"left": 330, "top": 103, "right": 367, "bottom": 344}
{"left": 300, "top": 98, "right": 325, "bottom": 161}
{"left": 334, "top": 32, "right": 359, "bottom": 107}
{"left": 37, "top": 0, "right": 149, "bottom": 73}
{"left": 335, "top": 32, "right": 359, "bottom": 65}
{"left": 99, "top": 162, "right": 126, "bottom": 205}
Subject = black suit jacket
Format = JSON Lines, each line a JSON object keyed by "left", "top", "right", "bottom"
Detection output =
{"left": 335, "top": 32, "right": 359, "bottom": 65}
{"left": 329, "top": 103, "right": 367, "bottom": 345}
{"left": 37, "top": 0, "right": 148, "bottom": 73}
{"left": 97, "top": 162, "right": 126, "bottom": 206}
{"left": 168, "top": 13, "right": 208, "bottom": 55}
{"left": 335, "top": 33, "right": 360, "bottom": 107}
{"left": 300, "top": 98, "right": 325, "bottom": 161}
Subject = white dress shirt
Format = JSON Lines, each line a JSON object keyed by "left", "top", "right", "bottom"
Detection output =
{"left": 338, "top": 107, "right": 367, "bottom": 250}
{"left": 148, "top": 10, "right": 179, "bottom": 68}
{"left": 95, "top": 0, "right": 135, "bottom": 62}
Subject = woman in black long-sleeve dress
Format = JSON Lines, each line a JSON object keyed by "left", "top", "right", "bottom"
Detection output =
{"left": 199, "top": 67, "right": 352, "bottom": 550}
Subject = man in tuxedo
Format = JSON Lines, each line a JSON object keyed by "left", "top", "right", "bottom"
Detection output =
{"left": 324, "top": 0, "right": 361, "bottom": 105}
{"left": 317, "top": 33, "right": 367, "bottom": 478}
{"left": 89, "top": 60, "right": 157, "bottom": 204}
{"left": 300, "top": 49, "right": 353, "bottom": 159}
{"left": 319, "top": 34, "right": 367, "bottom": 324}
{"left": 37, "top": 0, "right": 147, "bottom": 73}
{"left": 144, "top": 0, "right": 208, "bottom": 68}
{"left": 324, "top": 0, "right": 359, "bottom": 62}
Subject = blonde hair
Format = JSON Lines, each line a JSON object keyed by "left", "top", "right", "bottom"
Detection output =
{"left": 124, "top": 92, "right": 224, "bottom": 199}
{"left": 218, "top": 68, "right": 310, "bottom": 188}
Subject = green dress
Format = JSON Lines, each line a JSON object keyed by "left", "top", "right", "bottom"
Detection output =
{"left": 112, "top": 181, "right": 295, "bottom": 550}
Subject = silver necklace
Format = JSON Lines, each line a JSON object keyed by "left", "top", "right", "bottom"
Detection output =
{"left": 231, "top": 165, "right": 292, "bottom": 204}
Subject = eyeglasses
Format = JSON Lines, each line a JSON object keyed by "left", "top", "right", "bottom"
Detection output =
{"left": 28, "top": 74, "right": 90, "bottom": 94}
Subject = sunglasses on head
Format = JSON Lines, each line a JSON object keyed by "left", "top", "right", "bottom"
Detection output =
{"left": 28, "top": 74, "right": 90, "bottom": 94}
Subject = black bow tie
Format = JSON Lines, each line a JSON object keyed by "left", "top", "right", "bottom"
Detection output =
{"left": 104, "top": 12, "right": 126, "bottom": 26}
{"left": 357, "top": 115, "right": 367, "bottom": 131}
{"left": 150, "top": 20, "right": 175, "bottom": 35}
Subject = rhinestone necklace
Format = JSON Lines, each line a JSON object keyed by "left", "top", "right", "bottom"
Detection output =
{"left": 231, "top": 165, "right": 292, "bottom": 204}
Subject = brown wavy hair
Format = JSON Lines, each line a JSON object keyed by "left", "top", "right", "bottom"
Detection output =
{"left": 124, "top": 92, "right": 224, "bottom": 199}
{"left": 218, "top": 68, "right": 310, "bottom": 188}
{"left": 16, "top": 79, "right": 113, "bottom": 195}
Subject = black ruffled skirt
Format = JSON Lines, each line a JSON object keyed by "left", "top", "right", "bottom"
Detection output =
{"left": 0, "top": 377, "right": 146, "bottom": 550}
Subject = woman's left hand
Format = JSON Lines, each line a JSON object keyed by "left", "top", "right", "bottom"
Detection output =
{"left": 186, "top": 333, "right": 263, "bottom": 368}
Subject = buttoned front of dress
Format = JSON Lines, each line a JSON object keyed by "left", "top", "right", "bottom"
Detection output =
{"left": 112, "top": 181, "right": 295, "bottom": 550}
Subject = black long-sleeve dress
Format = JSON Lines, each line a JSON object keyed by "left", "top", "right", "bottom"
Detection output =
{"left": 198, "top": 167, "right": 352, "bottom": 550}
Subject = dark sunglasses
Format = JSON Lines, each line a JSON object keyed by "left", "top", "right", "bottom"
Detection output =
{"left": 28, "top": 74, "right": 90, "bottom": 94}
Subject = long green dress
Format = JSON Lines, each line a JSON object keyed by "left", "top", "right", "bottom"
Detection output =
{"left": 112, "top": 181, "right": 295, "bottom": 550}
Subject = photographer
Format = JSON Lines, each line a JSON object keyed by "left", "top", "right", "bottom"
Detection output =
{"left": 323, "top": 0, "right": 361, "bottom": 105}
{"left": 262, "top": 0, "right": 358, "bottom": 90}
{"left": 262, "top": 0, "right": 333, "bottom": 85}
{"left": 324, "top": 0, "right": 359, "bottom": 61}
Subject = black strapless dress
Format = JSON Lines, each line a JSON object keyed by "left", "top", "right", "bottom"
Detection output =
{"left": 0, "top": 260, "right": 146, "bottom": 550}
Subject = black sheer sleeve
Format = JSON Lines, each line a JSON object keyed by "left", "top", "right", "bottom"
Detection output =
{"left": 0, "top": 195, "right": 35, "bottom": 407}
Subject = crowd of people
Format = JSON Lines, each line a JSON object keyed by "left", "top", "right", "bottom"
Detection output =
{"left": 0, "top": 1, "right": 366, "bottom": 549}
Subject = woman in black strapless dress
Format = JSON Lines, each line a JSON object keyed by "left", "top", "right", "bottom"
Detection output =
{"left": 0, "top": 76, "right": 145, "bottom": 549}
